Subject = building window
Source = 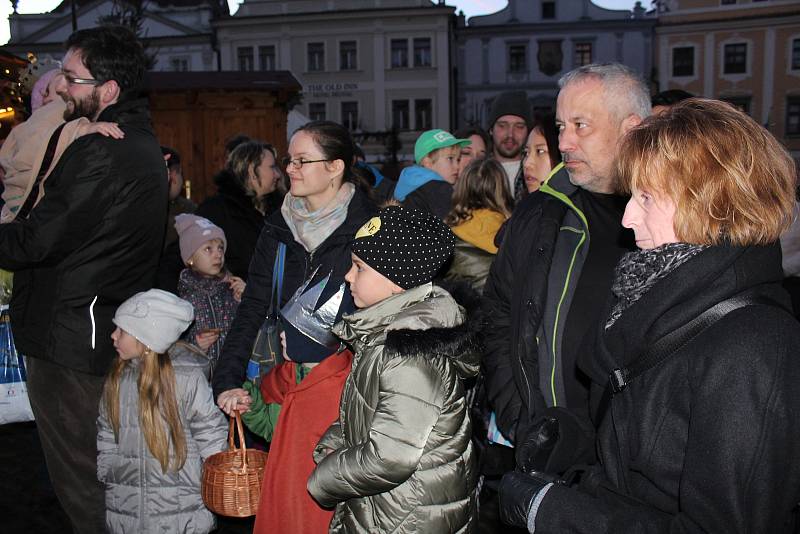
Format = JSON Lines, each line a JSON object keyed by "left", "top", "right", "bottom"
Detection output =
{"left": 792, "top": 38, "right": 800, "bottom": 71}
{"left": 413, "top": 38, "right": 432, "bottom": 67}
{"left": 391, "top": 39, "right": 408, "bottom": 68}
{"left": 415, "top": 99, "right": 432, "bottom": 131}
{"left": 340, "top": 41, "right": 357, "bottom": 71}
{"left": 307, "top": 42, "right": 325, "bottom": 72}
{"left": 574, "top": 42, "right": 592, "bottom": 67}
{"left": 259, "top": 45, "right": 276, "bottom": 71}
{"left": 721, "top": 96, "right": 751, "bottom": 115}
{"left": 309, "top": 103, "right": 326, "bottom": 121}
{"left": 341, "top": 101, "right": 359, "bottom": 131}
{"left": 508, "top": 44, "right": 527, "bottom": 73}
{"left": 672, "top": 46, "right": 694, "bottom": 77}
{"left": 392, "top": 100, "right": 410, "bottom": 130}
{"left": 542, "top": 1, "right": 556, "bottom": 19}
{"left": 237, "top": 46, "right": 254, "bottom": 71}
{"left": 723, "top": 43, "right": 747, "bottom": 74}
{"left": 787, "top": 97, "right": 800, "bottom": 136}
{"left": 169, "top": 56, "right": 189, "bottom": 72}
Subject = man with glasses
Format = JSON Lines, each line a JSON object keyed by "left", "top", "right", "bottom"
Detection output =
{"left": 0, "top": 26, "right": 166, "bottom": 533}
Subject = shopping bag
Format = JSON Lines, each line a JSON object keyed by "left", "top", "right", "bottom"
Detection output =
{"left": 0, "top": 305, "right": 34, "bottom": 424}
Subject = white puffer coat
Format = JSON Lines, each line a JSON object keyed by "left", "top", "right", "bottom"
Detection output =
{"left": 97, "top": 342, "right": 227, "bottom": 533}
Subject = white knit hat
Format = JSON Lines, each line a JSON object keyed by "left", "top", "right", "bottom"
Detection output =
{"left": 112, "top": 289, "right": 194, "bottom": 353}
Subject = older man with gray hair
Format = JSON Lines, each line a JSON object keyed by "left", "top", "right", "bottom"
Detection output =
{"left": 481, "top": 63, "right": 650, "bottom": 491}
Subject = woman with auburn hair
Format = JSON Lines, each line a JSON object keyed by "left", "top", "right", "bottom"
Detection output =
{"left": 444, "top": 158, "right": 513, "bottom": 291}
{"left": 499, "top": 98, "right": 800, "bottom": 533}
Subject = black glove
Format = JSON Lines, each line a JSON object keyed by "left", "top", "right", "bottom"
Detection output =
{"left": 499, "top": 470, "right": 559, "bottom": 528}
{"left": 515, "top": 413, "right": 560, "bottom": 474}
{"left": 516, "top": 406, "right": 596, "bottom": 475}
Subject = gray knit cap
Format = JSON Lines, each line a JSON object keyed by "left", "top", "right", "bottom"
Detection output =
{"left": 113, "top": 289, "right": 194, "bottom": 353}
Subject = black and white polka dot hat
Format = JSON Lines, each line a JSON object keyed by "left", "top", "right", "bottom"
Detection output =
{"left": 351, "top": 206, "right": 455, "bottom": 290}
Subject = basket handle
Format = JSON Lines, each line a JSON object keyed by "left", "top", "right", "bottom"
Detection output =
{"left": 227, "top": 410, "right": 249, "bottom": 473}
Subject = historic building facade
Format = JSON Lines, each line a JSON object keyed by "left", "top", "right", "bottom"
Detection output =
{"left": 214, "top": 0, "right": 456, "bottom": 140}
{"left": 455, "top": 0, "right": 656, "bottom": 129}
{"left": 4, "top": 0, "right": 226, "bottom": 72}
{"left": 654, "top": 0, "right": 800, "bottom": 161}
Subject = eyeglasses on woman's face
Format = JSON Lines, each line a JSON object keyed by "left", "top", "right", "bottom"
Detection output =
{"left": 281, "top": 157, "right": 332, "bottom": 170}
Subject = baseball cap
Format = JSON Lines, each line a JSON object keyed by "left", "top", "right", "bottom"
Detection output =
{"left": 414, "top": 129, "right": 471, "bottom": 164}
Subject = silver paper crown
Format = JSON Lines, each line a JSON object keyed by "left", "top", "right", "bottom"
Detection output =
{"left": 280, "top": 268, "right": 345, "bottom": 350}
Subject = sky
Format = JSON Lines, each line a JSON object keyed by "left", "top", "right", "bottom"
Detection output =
{"left": 0, "top": 0, "right": 639, "bottom": 46}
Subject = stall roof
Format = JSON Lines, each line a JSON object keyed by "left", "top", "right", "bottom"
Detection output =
{"left": 144, "top": 70, "right": 302, "bottom": 92}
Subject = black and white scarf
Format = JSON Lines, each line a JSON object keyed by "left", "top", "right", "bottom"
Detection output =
{"left": 605, "top": 243, "right": 707, "bottom": 329}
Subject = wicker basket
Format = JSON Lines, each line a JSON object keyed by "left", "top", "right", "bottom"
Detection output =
{"left": 202, "top": 410, "right": 269, "bottom": 517}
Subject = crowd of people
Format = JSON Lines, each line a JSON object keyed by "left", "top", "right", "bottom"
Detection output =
{"left": 1, "top": 23, "right": 800, "bottom": 534}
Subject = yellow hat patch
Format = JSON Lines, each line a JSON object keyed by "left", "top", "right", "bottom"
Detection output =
{"left": 355, "top": 216, "right": 381, "bottom": 239}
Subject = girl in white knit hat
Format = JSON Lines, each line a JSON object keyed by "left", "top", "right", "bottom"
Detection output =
{"left": 97, "top": 289, "right": 227, "bottom": 534}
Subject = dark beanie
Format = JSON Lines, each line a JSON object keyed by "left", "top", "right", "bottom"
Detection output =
{"left": 351, "top": 206, "right": 455, "bottom": 290}
{"left": 488, "top": 90, "right": 533, "bottom": 130}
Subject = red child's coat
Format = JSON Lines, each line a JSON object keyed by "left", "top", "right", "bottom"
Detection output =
{"left": 252, "top": 351, "right": 353, "bottom": 534}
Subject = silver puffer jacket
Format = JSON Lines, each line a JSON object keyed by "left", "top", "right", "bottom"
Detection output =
{"left": 308, "top": 283, "right": 482, "bottom": 533}
{"left": 97, "top": 341, "right": 227, "bottom": 533}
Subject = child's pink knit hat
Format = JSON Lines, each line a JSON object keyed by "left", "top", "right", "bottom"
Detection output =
{"left": 175, "top": 214, "right": 227, "bottom": 264}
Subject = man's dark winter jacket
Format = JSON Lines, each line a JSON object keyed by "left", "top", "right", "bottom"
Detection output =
{"left": 532, "top": 244, "right": 800, "bottom": 533}
{"left": 195, "top": 170, "right": 282, "bottom": 281}
{"left": 0, "top": 98, "right": 167, "bottom": 375}
{"left": 483, "top": 164, "right": 599, "bottom": 442}
{"left": 212, "top": 188, "right": 375, "bottom": 398}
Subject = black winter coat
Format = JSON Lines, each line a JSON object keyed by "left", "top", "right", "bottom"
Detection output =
{"left": 212, "top": 188, "right": 375, "bottom": 397}
{"left": 483, "top": 167, "right": 591, "bottom": 443}
{"left": 0, "top": 98, "right": 167, "bottom": 375}
{"left": 195, "top": 170, "right": 281, "bottom": 281}
{"left": 534, "top": 244, "right": 800, "bottom": 533}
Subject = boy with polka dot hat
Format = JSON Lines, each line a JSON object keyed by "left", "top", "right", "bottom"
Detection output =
{"left": 308, "top": 205, "right": 481, "bottom": 532}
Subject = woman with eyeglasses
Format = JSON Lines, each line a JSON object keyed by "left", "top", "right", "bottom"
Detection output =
{"left": 195, "top": 141, "right": 284, "bottom": 280}
{"left": 212, "top": 121, "right": 376, "bottom": 534}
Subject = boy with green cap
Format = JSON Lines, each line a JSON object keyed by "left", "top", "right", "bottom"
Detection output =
{"left": 392, "top": 129, "right": 471, "bottom": 219}
{"left": 308, "top": 205, "right": 481, "bottom": 533}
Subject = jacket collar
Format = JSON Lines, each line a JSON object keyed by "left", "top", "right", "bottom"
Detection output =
{"left": 96, "top": 96, "right": 151, "bottom": 127}
{"left": 334, "top": 281, "right": 482, "bottom": 379}
{"left": 590, "top": 244, "right": 789, "bottom": 378}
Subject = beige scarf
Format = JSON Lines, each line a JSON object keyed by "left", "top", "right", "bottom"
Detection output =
{"left": 281, "top": 182, "right": 356, "bottom": 252}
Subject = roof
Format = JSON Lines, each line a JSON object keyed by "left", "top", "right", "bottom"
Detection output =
{"left": 53, "top": 0, "right": 229, "bottom": 15}
{"left": 143, "top": 71, "right": 302, "bottom": 92}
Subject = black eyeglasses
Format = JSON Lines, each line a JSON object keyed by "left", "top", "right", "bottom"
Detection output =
{"left": 61, "top": 71, "right": 101, "bottom": 86}
{"left": 281, "top": 157, "right": 332, "bottom": 170}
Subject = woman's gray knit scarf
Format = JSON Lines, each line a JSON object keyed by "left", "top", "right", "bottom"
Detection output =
{"left": 281, "top": 182, "right": 355, "bottom": 253}
{"left": 605, "top": 242, "right": 707, "bottom": 329}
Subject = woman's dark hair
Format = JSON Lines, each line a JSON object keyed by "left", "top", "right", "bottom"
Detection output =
{"left": 454, "top": 127, "right": 492, "bottom": 154}
{"left": 65, "top": 26, "right": 147, "bottom": 97}
{"left": 225, "top": 133, "right": 252, "bottom": 156}
{"left": 226, "top": 140, "right": 277, "bottom": 196}
{"left": 294, "top": 121, "right": 372, "bottom": 196}
{"left": 651, "top": 89, "right": 694, "bottom": 108}
{"left": 531, "top": 113, "right": 560, "bottom": 168}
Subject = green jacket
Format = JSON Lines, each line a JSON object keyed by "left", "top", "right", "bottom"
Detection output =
{"left": 307, "top": 283, "right": 481, "bottom": 533}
